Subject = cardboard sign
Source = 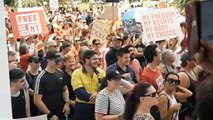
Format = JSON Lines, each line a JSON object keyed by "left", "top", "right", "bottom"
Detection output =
{"left": 90, "top": 19, "right": 111, "bottom": 42}
{"left": 49, "top": 0, "right": 59, "bottom": 11}
{"left": 98, "top": 7, "right": 118, "bottom": 21}
{"left": 140, "top": 8, "right": 182, "bottom": 43}
{"left": 123, "top": 19, "right": 137, "bottom": 34}
{"left": 9, "top": 10, "right": 48, "bottom": 39}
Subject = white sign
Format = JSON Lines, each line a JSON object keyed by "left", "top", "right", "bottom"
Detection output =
{"left": 140, "top": 8, "right": 182, "bottom": 43}
{"left": 49, "top": 0, "right": 59, "bottom": 11}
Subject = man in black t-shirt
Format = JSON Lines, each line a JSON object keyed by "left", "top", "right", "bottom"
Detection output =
{"left": 34, "top": 50, "right": 70, "bottom": 120}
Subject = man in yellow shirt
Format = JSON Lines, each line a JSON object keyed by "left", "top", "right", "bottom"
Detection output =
{"left": 72, "top": 50, "right": 105, "bottom": 120}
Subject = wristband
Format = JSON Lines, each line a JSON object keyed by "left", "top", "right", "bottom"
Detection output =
{"left": 47, "top": 112, "right": 54, "bottom": 119}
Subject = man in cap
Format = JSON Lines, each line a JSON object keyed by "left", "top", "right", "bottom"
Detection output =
{"left": 105, "top": 36, "right": 123, "bottom": 66}
{"left": 26, "top": 55, "right": 41, "bottom": 116}
{"left": 178, "top": 52, "right": 198, "bottom": 119}
{"left": 34, "top": 50, "right": 70, "bottom": 120}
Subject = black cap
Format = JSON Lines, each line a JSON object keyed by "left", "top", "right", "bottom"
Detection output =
{"left": 28, "top": 55, "right": 39, "bottom": 63}
{"left": 106, "top": 70, "right": 122, "bottom": 80}
{"left": 181, "top": 52, "right": 195, "bottom": 63}
{"left": 45, "top": 50, "right": 62, "bottom": 63}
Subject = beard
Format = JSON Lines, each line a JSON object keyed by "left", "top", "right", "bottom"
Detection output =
{"left": 88, "top": 61, "right": 98, "bottom": 69}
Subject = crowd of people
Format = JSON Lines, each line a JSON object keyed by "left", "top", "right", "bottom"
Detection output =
{"left": 5, "top": 2, "right": 213, "bottom": 120}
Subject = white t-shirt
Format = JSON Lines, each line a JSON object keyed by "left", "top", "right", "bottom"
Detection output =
{"left": 95, "top": 88, "right": 125, "bottom": 116}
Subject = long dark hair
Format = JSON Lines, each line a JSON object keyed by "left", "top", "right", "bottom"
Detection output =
{"left": 124, "top": 83, "right": 152, "bottom": 120}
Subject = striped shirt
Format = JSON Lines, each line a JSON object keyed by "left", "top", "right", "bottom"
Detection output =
{"left": 95, "top": 88, "right": 125, "bottom": 116}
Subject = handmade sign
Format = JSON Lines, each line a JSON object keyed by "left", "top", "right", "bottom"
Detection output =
{"left": 123, "top": 19, "right": 137, "bottom": 34}
{"left": 49, "top": 0, "right": 59, "bottom": 11}
{"left": 90, "top": 19, "right": 111, "bottom": 42}
{"left": 140, "top": 8, "right": 182, "bottom": 43}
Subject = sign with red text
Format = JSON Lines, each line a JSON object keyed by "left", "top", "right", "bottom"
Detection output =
{"left": 140, "top": 8, "right": 182, "bottom": 43}
{"left": 91, "top": 19, "right": 111, "bottom": 43}
{"left": 9, "top": 10, "right": 48, "bottom": 39}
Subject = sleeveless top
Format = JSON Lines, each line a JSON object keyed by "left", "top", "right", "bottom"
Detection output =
{"left": 11, "top": 89, "right": 26, "bottom": 119}
{"left": 179, "top": 71, "right": 197, "bottom": 107}
{"left": 161, "top": 91, "right": 179, "bottom": 120}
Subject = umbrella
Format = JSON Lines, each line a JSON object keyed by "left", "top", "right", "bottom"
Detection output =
{"left": 122, "top": 7, "right": 155, "bottom": 22}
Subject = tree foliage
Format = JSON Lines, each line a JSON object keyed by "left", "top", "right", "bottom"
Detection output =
{"left": 172, "top": 0, "right": 196, "bottom": 10}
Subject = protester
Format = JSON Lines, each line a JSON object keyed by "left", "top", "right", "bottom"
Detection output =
{"left": 10, "top": 68, "right": 30, "bottom": 119}
{"left": 140, "top": 44, "right": 164, "bottom": 92}
{"left": 107, "top": 47, "right": 138, "bottom": 83}
{"left": 92, "top": 39, "right": 105, "bottom": 69}
{"left": 125, "top": 44, "right": 143, "bottom": 81}
{"left": 61, "top": 54, "right": 76, "bottom": 119}
{"left": 71, "top": 50, "right": 105, "bottom": 120}
{"left": 60, "top": 41, "right": 71, "bottom": 57}
{"left": 8, "top": 51, "right": 18, "bottom": 70}
{"left": 25, "top": 55, "right": 41, "bottom": 116}
{"left": 160, "top": 49, "right": 176, "bottom": 77}
{"left": 178, "top": 52, "right": 197, "bottom": 119}
{"left": 95, "top": 70, "right": 134, "bottom": 120}
{"left": 124, "top": 83, "right": 158, "bottom": 120}
{"left": 34, "top": 50, "right": 70, "bottom": 120}
{"left": 158, "top": 72, "right": 192, "bottom": 120}
{"left": 105, "top": 37, "right": 122, "bottom": 66}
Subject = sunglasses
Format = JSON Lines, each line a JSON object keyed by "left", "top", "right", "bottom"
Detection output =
{"left": 166, "top": 78, "right": 180, "bottom": 85}
{"left": 33, "top": 60, "right": 40, "bottom": 64}
{"left": 8, "top": 59, "right": 18, "bottom": 63}
{"left": 95, "top": 43, "right": 100, "bottom": 45}
{"left": 49, "top": 45, "right": 58, "bottom": 48}
{"left": 144, "top": 92, "right": 158, "bottom": 98}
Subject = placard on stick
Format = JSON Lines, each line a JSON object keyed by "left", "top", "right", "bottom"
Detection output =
{"left": 140, "top": 8, "right": 182, "bottom": 43}
{"left": 123, "top": 19, "right": 137, "bottom": 34}
{"left": 9, "top": 10, "right": 48, "bottom": 39}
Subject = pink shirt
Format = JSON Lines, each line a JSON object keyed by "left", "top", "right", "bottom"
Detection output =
{"left": 130, "top": 59, "right": 143, "bottom": 81}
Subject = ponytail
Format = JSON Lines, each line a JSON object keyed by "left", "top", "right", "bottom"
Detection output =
{"left": 124, "top": 92, "right": 137, "bottom": 120}
{"left": 99, "top": 77, "right": 107, "bottom": 91}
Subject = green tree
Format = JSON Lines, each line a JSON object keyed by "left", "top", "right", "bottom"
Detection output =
{"left": 4, "top": 0, "right": 14, "bottom": 6}
{"left": 14, "top": 0, "right": 43, "bottom": 8}
{"left": 173, "top": 0, "right": 196, "bottom": 11}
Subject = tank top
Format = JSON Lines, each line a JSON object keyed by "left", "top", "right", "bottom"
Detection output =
{"left": 161, "top": 91, "right": 179, "bottom": 120}
{"left": 11, "top": 89, "right": 26, "bottom": 119}
{"left": 179, "top": 71, "right": 196, "bottom": 107}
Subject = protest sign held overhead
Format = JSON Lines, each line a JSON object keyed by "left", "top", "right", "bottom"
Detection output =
{"left": 98, "top": 7, "right": 118, "bottom": 21}
{"left": 123, "top": 19, "right": 137, "bottom": 34}
{"left": 140, "top": 8, "right": 182, "bottom": 43}
{"left": 49, "top": 0, "right": 59, "bottom": 11}
{"left": 90, "top": 19, "right": 111, "bottom": 42}
{"left": 9, "top": 10, "right": 48, "bottom": 39}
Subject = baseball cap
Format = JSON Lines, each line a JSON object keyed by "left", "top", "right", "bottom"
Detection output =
{"left": 28, "top": 55, "right": 39, "bottom": 63}
{"left": 45, "top": 50, "right": 62, "bottom": 64}
{"left": 113, "top": 36, "right": 123, "bottom": 42}
{"left": 181, "top": 52, "right": 195, "bottom": 63}
{"left": 106, "top": 70, "right": 123, "bottom": 80}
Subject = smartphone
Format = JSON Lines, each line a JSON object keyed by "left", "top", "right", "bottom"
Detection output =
{"left": 186, "top": 0, "right": 213, "bottom": 55}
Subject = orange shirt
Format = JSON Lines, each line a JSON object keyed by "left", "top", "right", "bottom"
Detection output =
{"left": 20, "top": 53, "right": 31, "bottom": 72}
{"left": 140, "top": 67, "right": 164, "bottom": 92}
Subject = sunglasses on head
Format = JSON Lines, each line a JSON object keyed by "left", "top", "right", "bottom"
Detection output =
{"left": 166, "top": 78, "right": 180, "bottom": 85}
{"left": 144, "top": 92, "right": 158, "bottom": 98}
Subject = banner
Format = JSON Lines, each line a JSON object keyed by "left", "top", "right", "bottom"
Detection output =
{"left": 9, "top": 10, "right": 48, "bottom": 39}
{"left": 123, "top": 19, "right": 137, "bottom": 34}
{"left": 90, "top": 19, "right": 111, "bottom": 42}
{"left": 140, "top": 8, "right": 182, "bottom": 43}
{"left": 49, "top": 0, "right": 59, "bottom": 11}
